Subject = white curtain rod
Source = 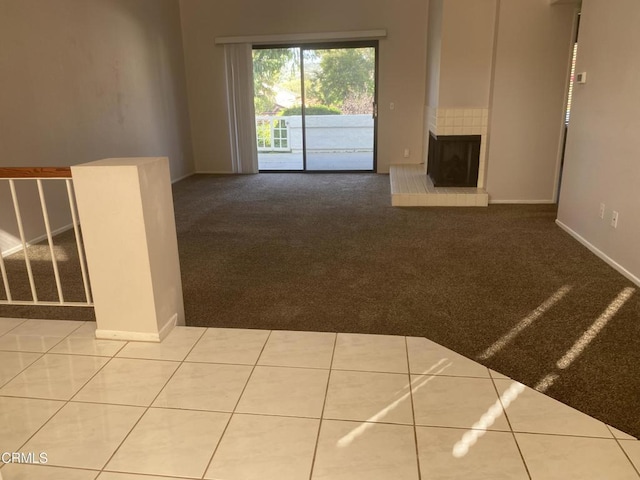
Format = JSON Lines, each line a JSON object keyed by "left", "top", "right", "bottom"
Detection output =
{"left": 215, "top": 29, "right": 387, "bottom": 45}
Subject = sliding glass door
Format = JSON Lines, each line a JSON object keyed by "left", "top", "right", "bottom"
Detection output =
{"left": 253, "top": 42, "right": 377, "bottom": 172}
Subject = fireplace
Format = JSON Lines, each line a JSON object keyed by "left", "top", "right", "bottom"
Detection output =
{"left": 427, "top": 132, "right": 481, "bottom": 187}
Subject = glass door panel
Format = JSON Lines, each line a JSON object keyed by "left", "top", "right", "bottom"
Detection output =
{"left": 302, "top": 46, "right": 376, "bottom": 171}
{"left": 253, "top": 47, "right": 303, "bottom": 171}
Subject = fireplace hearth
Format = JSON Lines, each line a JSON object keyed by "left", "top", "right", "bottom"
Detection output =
{"left": 427, "top": 132, "right": 481, "bottom": 188}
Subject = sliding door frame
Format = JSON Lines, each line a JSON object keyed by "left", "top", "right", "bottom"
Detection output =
{"left": 254, "top": 40, "right": 379, "bottom": 173}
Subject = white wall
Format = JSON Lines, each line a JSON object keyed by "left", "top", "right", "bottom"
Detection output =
{"left": 0, "top": 0, "right": 194, "bottom": 254}
{"left": 426, "top": 0, "right": 443, "bottom": 110}
{"left": 486, "top": 0, "right": 576, "bottom": 202}
{"left": 557, "top": 0, "right": 640, "bottom": 282}
{"left": 439, "top": 0, "right": 497, "bottom": 108}
{"left": 178, "top": 0, "right": 428, "bottom": 174}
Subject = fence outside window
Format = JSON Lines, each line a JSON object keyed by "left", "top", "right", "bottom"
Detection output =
{"left": 256, "top": 116, "right": 290, "bottom": 152}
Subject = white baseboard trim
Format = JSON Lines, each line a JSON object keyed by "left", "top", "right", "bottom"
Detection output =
{"left": 195, "top": 170, "right": 234, "bottom": 175}
{"left": 1, "top": 223, "right": 74, "bottom": 258}
{"left": 95, "top": 329, "right": 162, "bottom": 343}
{"left": 171, "top": 172, "right": 195, "bottom": 184}
{"left": 489, "top": 199, "right": 555, "bottom": 204}
{"left": 158, "top": 313, "right": 178, "bottom": 341}
{"left": 95, "top": 312, "right": 178, "bottom": 343}
{"left": 556, "top": 219, "right": 640, "bottom": 287}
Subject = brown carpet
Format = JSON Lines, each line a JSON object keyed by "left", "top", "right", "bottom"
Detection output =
{"left": 1, "top": 173, "right": 639, "bottom": 438}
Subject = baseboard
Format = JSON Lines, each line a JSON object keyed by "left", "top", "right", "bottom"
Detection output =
{"left": 95, "top": 329, "right": 162, "bottom": 343}
{"left": 489, "top": 199, "right": 556, "bottom": 205}
{"left": 158, "top": 313, "right": 178, "bottom": 341}
{"left": 95, "top": 312, "right": 178, "bottom": 343}
{"left": 195, "top": 170, "right": 234, "bottom": 175}
{"left": 1, "top": 223, "right": 74, "bottom": 258}
{"left": 171, "top": 172, "right": 195, "bottom": 184}
{"left": 556, "top": 219, "right": 640, "bottom": 287}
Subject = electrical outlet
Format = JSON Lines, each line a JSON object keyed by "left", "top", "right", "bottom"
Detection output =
{"left": 599, "top": 203, "right": 605, "bottom": 219}
{"left": 403, "top": 148, "right": 410, "bottom": 158}
{"left": 611, "top": 211, "right": 619, "bottom": 228}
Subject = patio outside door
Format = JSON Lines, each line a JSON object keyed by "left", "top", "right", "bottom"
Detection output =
{"left": 253, "top": 42, "right": 377, "bottom": 172}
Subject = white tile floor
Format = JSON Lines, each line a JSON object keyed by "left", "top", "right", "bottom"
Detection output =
{"left": 0, "top": 318, "right": 638, "bottom": 480}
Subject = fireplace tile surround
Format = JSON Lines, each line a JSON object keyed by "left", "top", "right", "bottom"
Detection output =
{"left": 389, "top": 107, "right": 489, "bottom": 207}
{"left": 427, "top": 107, "right": 489, "bottom": 190}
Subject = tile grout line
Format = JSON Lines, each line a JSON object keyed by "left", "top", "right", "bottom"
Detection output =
{"left": 44, "top": 320, "right": 88, "bottom": 353}
{"left": 607, "top": 424, "right": 640, "bottom": 442}
{"left": 488, "top": 372, "right": 532, "bottom": 480}
{"left": 606, "top": 425, "right": 640, "bottom": 478}
{"left": 5, "top": 325, "right": 403, "bottom": 477}
{"left": 97, "top": 327, "right": 209, "bottom": 477}
{"left": 2, "top": 393, "right": 552, "bottom": 431}
{"left": 0, "top": 463, "right": 101, "bottom": 478}
{"left": 41, "top": 391, "right": 622, "bottom": 441}
{"left": 6, "top": 322, "right": 129, "bottom": 472}
{"left": 5, "top": 323, "right": 637, "bottom": 478}
{"left": 0, "top": 317, "right": 29, "bottom": 338}
{"left": 0, "top": 333, "right": 188, "bottom": 480}
{"left": 307, "top": 332, "right": 338, "bottom": 480}
{"left": 405, "top": 336, "right": 423, "bottom": 480}
{"left": 236, "top": 362, "right": 332, "bottom": 371}
{"left": 506, "top": 430, "right": 627, "bottom": 440}
{"left": 330, "top": 367, "right": 492, "bottom": 379}
{"left": 199, "top": 329, "right": 274, "bottom": 480}
{"left": 0, "top": 351, "right": 46, "bottom": 390}
{"left": 0, "top": 318, "right": 87, "bottom": 367}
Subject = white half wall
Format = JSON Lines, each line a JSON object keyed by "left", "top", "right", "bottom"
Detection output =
{"left": 72, "top": 157, "right": 185, "bottom": 341}
{"left": 557, "top": 0, "right": 640, "bottom": 282}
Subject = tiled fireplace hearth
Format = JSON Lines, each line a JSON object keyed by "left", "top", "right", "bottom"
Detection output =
{"left": 390, "top": 107, "right": 489, "bottom": 207}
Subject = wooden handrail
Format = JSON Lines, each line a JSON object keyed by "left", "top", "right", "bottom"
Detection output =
{"left": 0, "top": 167, "right": 72, "bottom": 178}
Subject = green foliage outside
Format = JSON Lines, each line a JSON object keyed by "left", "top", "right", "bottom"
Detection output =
{"left": 308, "top": 48, "right": 375, "bottom": 113}
{"left": 255, "top": 121, "right": 271, "bottom": 148}
{"left": 253, "top": 48, "right": 299, "bottom": 114}
{"left": 253, "top": 47, "right": 375, "bottom": 116}
{"left": 280, "top": 105, "right": 341, "bottom": 116}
